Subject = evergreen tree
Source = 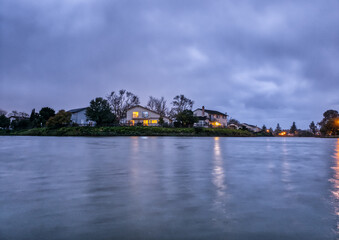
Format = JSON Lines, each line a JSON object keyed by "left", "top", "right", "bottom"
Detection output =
{"left": 290, "top": 122, "right": 297, "bottom": 134}
{"left": 309, "top": 121, "right": 317, "bottom": 134}
{"left": 86, "top": 98, "right": 115, "bottom": 126}
{"left": 275, "top": 123, "right": 281, "bottom": 134}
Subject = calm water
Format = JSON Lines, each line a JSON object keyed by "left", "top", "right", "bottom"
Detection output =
{"left": 1, "top": 136, "right": 339, "bottom": 240}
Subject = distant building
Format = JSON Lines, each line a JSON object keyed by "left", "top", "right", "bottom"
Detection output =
{"left": 193, "top": 106, "right": 228, "bottom": 127}
{"left": 68, "top": 108, "right": 95, "bottom": 126}
{"left": 126, "top": 105, "right": 171, "bottom": 126}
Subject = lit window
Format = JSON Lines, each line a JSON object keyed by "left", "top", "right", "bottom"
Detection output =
{"left": 151, "top": 120, "right": 157, "bottom": 124}
{"left": 143, "top": 120, "right": 149, "bottom": 126}
{"left": 142, "top": 112, "right": 149, "bottom": 118}
{"left": 133, "top": 112, "right": 139, "bottom": 118}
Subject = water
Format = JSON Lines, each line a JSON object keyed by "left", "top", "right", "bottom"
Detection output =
{"left": 0, "top": 136, "right": 338, "bottom": 240}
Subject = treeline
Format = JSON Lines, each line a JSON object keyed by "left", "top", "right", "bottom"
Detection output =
{"left": 264, "top": 109, "right": 339, "bottom": 137}
{"left": 0, "top": 90, "right": 199, "bottom": 130}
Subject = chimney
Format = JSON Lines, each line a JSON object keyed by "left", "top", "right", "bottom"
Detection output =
{"left": 202, "top": 106, "right": 205, "bottom": 116}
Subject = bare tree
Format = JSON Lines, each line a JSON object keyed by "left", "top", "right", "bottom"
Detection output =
{"left": 147, "top": 96, "right": 168, "bottom": 117}
{"left": 170, "top": 94, "right": 194, "bottom": 117}
{"left": 8, "top": 111, "right": 29, "bottom": 118}
{"left": 107, "top": 89, "right": 140, "bottom": 121}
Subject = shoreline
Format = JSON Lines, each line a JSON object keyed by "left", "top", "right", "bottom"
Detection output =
{"left": 1, "top": 126, "right": 336, "bottom": 138}
{"left": 0, "top": 126, "right": 262, "bottom": 137}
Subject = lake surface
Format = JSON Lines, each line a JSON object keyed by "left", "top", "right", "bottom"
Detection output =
{"left": 0, "top": 136, "right": 339, "bottom": 239}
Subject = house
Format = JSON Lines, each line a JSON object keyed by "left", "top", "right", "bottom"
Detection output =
{"left": 240, "top": 123, "right": 261, "bottom": 132}
{"left": 126, "top": 105, "right": 171, "bottom": 126}
{"left": 68, "top": 107, "right": 95, "bottom": 126}
{"left": 193, "top": 106, "right": 228, "bottom": 127}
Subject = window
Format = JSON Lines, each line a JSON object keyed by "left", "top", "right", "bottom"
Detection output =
{"left": 133, "top": 112, "right": 139, "bottom": 118}
{"left": 151, "top": 120, "right": 157, "bottom": 124}
{"left": 142, "top": 111, "right": 149, "bottom": 118}
{"left": 143, "top": 120, "right": 149, "bottom": 126}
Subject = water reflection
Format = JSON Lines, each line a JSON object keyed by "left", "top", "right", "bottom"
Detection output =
{"left": 212, "top": 137, "right": 226, "bottom": 199}
{"left": 331, "top": 139, "right": 339, "bottom": 231}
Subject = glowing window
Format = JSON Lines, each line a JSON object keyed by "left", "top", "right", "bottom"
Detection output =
{"left": 143, "top": 120, "right": 149, "bottom": 126}
{"left": 133, "top": 112, "right": 139, "bottom": 118}
{"left": 151, "top": 120, "right": 157, "bottom": 124}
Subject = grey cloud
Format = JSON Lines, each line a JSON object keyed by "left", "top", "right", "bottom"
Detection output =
{"left": 1, "top": 0, "right": 339, "bottom": 129}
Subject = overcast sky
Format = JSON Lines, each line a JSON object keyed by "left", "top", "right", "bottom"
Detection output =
{"left": 1, "top": 0, "right": 339, "bottom": 129}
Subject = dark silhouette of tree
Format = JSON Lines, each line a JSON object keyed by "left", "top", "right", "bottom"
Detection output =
{"left": 275, "top": 123, "right": 281, "bottom": 134}
{"left": 175, "top": 110, "right": 197, "bottom": 127}
{"left": 147, "top": 96, "right": 168, "bottom": 117}
{"left": 262, "top": 125, "right": 267, "bottom": 132}
{"left": 309, "top": 121, "right": 317, "bottom": 134}
{"left": 46, "top": 110, "right": 71, "bottom": 128}
{"left": 228, "top": 118, "right": 240, "bottom": 125}
{"left": 29, "top": 108, "right": 40, "bottom": 128}
{"left": 318, "top": 109, "right": 339, "bottom": 135}
{"left": 0, "top": 115, "right": 10, "bottom": 129}
{"left": 107, "top": 89, "right": 140, "bottom": 122}
{"left": 39, "top": 107, "right": 55, "bottom": 125}
{"left": 170, "top": 94, "right": 194, "bottom": 118}
{"left": 86, "top": 98, "right": 115, "bottom": 126}
{"left": 290, "top": 122, "right": 297, "bottom": 134}
{"left": 0, "top": 109, "right": 7, "bottom": 116}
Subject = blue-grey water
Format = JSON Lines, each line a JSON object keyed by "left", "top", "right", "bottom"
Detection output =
{"left": 0, "top": 136, "right": 339, "bottom": 240}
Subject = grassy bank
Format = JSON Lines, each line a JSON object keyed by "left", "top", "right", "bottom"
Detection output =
{"left": 0, "top": 126, "right": 255, "bottom": 137}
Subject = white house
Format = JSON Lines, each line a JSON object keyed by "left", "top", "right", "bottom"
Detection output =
{"left": 193, "top": 106, "right": 228, "bottom": 128}
{"left": 68, "top": 108, "right": 96, "bottom": 126}
{"left": 126, "top": 105, "right": 171, "bottom": 126}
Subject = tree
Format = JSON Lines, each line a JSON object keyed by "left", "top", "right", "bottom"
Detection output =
{"left": 0, "top": 115, "right": 10, "bottom": 129}
{"left": 290, "top": 122, "right": 297, "bottom": 134}
{"left": 309, "top": 121, "right": 317, "bottom": 134}
{"left": 147, "top": 96, "right": 168, "bottom": 117}
{"left": 170, "top": 94, "right": 194, "bottom": 117}
{"left": 319, "top": 110, "right": 339, "bottom": 135}
{"left": 29, "top": 108, "right": 41, "bottom": 128}
{"left": 39, "top": 107, "right": 55, "bottom": 126}
{"left": 175, "top": 110, "right": 198, "bottom": 127}
{"left": 275, "top": 123, "right": 281, "bottom": 134}
{"left": 46, "top": 110, "right": 71, "bottom": 128}
{"left": 262, "top": 125, "right": 267, "bottom": 132}
{"left": 86, "top": 98, "right": 115, "bottom": 126}
{"left": 8, "top": 111, "right": 29, "bottom": 118}
{"left": 0, "top": 109, "right": 7, "bottom": 116}
{"left": 107, "top": 89, "right": 140, "bottom": 122}
{"left": 158, "top": 117, "right": 165, "bottom": 126}
{"left": 228, "top": 118, "right": 240, "bottom": 125}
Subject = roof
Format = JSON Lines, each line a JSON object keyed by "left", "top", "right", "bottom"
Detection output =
{"left": 127, "top": 105, "right": 171, "bottom": 120}
{"left": 194, "top": 108, "right": 228, "bottom": 116}
{"left": 241, "top": 123, "right": 260, "bottom": 129}
{"left": 68, "top": 107, "right": 87, "bottom": 113}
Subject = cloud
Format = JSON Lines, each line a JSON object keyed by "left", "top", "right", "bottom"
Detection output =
{"left": 1, "top": 0, "right": 339, "bottom": 128}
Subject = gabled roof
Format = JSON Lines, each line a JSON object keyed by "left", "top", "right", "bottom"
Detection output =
{"left": 241, "top": 123, "right": 260, "bottom": 129}
{"left": 194, "top": 108, "right": 228, "bottom": 116}
{"left": 68, "top": 107, "right": 87, "bottom": 113}
{"left": 127, "top": 105, "right": 171, "bottom": 120}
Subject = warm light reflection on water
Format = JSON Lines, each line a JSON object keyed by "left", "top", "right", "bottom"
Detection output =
{"left": 212, "top": 137, "right": 226, "bottom": 199}
{"left": 331, "top": 139, "right": 339, "bottom": 231}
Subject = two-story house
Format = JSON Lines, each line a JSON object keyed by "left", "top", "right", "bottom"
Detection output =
{"left": 126, "top": 105, "right": 171, "bottom": 126}
{"left": 193, "top": 106, "right": 228, "bottom": 127}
